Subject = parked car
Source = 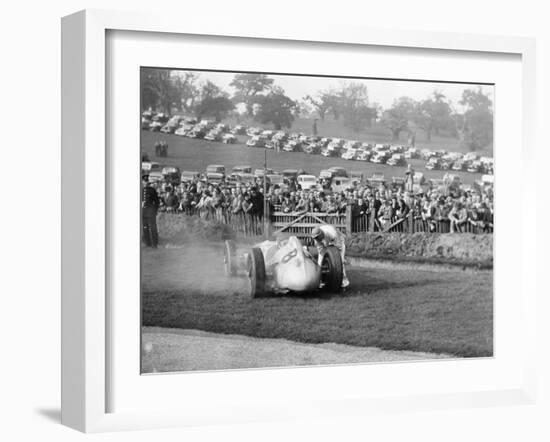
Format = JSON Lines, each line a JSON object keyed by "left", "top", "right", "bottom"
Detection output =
{"left": 327, "top": 166, "right": 348, "bottom": 178}
{"left": 231, "top": 165, "right": 253, "bottom": 175}
{"left": 386, "top": 154, "right": 407, "bottom": 166}
{"left": 425, "top": 157, "right": 441, "bottom": 170}
{"left": 331, "top": 177, "right": 353, "bottom": 193}
{"left": 141, "top": 118, "right": 151, "bottom": 130}
{"left": 367, "top": 172, "right": 386, "bottom": 186}
{"left": 247, "top": 135, "right": 268, "bottom": 147}
{"left": 231, "top": 125, "right": 247, "bottom": 135}
{"left": 371, "top": 151, "right": 390, "bottom": 164}
{"left": 142, "top": 161, "right": 161, "bottom": 173}
{"left": 404, "top": 147, "right": 420, "bottom": 159}
{"left": 302, "top": 142, "right": 322, "bottom": 154}
{"left": 296, "top": 174, "right": 319, "bottom": 191}
{"left": 149, "top": 121, "right": 163, "bottom": 132}
{"left": 356, "top": 150, "right": 372, "bottom": 162}
{"left": 246, "top": 127, "right": 262, "bottom": 136}
{"left": 283, "top": 140, "right": 301, "bottom": 152}
{"left": 180, "top": 170, "right": 200, "bottom": 183}
{"left": 341, "top": 148, "right": 358, "bottom": 160}
{"left": 452, "top": 159, "right": 467, "bottom": 171}
{"left": 467, "top": 160, "right": 483, "bottom": 173}
{"left": 204, "top": 130, "right": 223, "bottom": 141}
{"left": 254, "top": 168, "right": 274, "bottom": 178}
{"left": 222, "top": 133, "right": 237, "bottom": 144}
{"left": 205, "top": 164, "right": 226, "bottom": 177}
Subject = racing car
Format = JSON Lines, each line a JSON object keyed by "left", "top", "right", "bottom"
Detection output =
{"left": 224, "top": 236, "right": 344, "bottom": 297}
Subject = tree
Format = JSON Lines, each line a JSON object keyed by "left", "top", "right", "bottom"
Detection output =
{"left": 230, "top": 73, "right": 274, "bottom": 116}
{"left": 304, "top": 88, "right": 340, "bottom": 121}
{"left": 173, "top": 71, "right": 199, "bottom": 112}
{"left": 194, "top": 80, "right": 234, "bottom": 122}
{"left": 414, "top": 91, "right": 453, "bottom": 142}
{"left": 141, "top": 68, "right": 180, "bottom": 115}
{"left": 453, "top": 88, "right": 493, "bottom": 151}
{"left": 380, "top": 97, "right": 417, "bottom": 141}
{"left": 254, "top": 91, "right": 297, "bottom": 130}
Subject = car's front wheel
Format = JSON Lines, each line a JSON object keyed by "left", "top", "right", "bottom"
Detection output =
{"left": 247, "top": 247, "right": 266, "bottom": 298}
{"left": 224, "top": 240, "right": 237, "bottom": 276}
{"left": 321, "top": 246, "right": 343, "bottom": 291}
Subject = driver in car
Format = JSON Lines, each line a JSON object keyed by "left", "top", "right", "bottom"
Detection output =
{"left": 311, "top": 225, "right": 350, "bottom": 288}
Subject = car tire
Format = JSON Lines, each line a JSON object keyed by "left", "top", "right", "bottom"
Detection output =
{"left": 248, "top": 247, "right": 266, "bottom": 298}
{"left": 224, "top": 240, "right": 237, "bottom": 276}
{"left": 321, "top": 246, "right": 344, "bottom": 292}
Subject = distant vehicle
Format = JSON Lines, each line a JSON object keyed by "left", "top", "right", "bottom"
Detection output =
{"left": 302, "top": 142, "right": 322, "bottom": 154}
{"left": 219, "top": 133, "right": 235, "bottom": 144}
{"left": 254, "top": 168, "right": 274, "bottom": 177}
{"left": 404, "top": 147, "right": 420, "bottom": 159}
{"left": 232, "top": 165, "right": 253, "bottom": 175}
{"left": 389, "top": 145, "right": 405, "bottom": 153}
{"left": 367, "top": 172, "right": 386, "bottom": 186}
{"left": 425, "top": 157, "right": 441, "bottom": 170}
{"left": 386, "top": 154, "right": 406, "bottom": 167}
{"left": 215, "top": 123, "right": 230, "bottom": 133}
{"left": 341, "top": 148, "right": 358, "bottom": 160}
{"left": 356, "top": 150, "right": 372, "bottom": 162}
{"left": 328, "top": 167, "right": 348, "bottom": 178}
{"left": 149, "top": 121, "right": 163, "bottom": 132}
{"left": 463, "top": 152, "right": 479, "bottom": 162}
{"left": 266, "top": 174, "right": 284, "bottom": 187}
{"left": 281, "top": 169, "right": 299, "bottom": 182}
{"left": 296, "top": 174, "right": 319, "bottom": 191}
{"left": 174, "top": 126, "right": 191, "bottom": 136}
{"left": 371, "top": 151, "right": 390, "bottom": 164}
{"left": 204, "top": 130, "right": 223, "bottom": 141}
{"left": 205, "top": 164, "right": 226, "bottom": 176}
{"left": 246, "top": 127, "right": 262, "bottom": 136}
{"left": 205, "top": 172, "right": 225, "bottom": 185}
{"left": 452, "top": 159, "right": 467, "bottom": 171}
{"left": 188, "top": 126, "right": 207, "bottom": 139}
{"left": 180, "top": 171, "right": 200, "bottom": 183}
{"left": 141, "top": 118, "right": 151, "bottom": 130}
{"left": 261, "top": 130, "right": 275, "bottom": 139}
{"left": 283, "top": 140, "right": 301, "bottom": 152}
{"left": 142, "top": 161, "right": 161, "bottom": 173}
{"left": 421, "top": 149, "right": 436, "bottom": 160}
{"left": 467, "top": 160, "right": 483, "bottom": 173}
{"left": 148, "top": 171, "right": 163, "bottom": 183}
{"left": 231, "top": 125, "right": 247, "bottom": 135}
{"left": 331, "top": 177, "right": 353, "bottom": 193}
{"left": 343, "top": 140, "right": 361, "bottom": 150}
{"left": 321, "top": 141, "right": 343, "bottom": 157}
{"left": 247, "top": 135, "right": 268, "bottom": 147}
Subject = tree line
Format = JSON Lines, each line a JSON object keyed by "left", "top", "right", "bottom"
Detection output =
{"left": 141, "top": 68, "right": 493, "bottom": 151}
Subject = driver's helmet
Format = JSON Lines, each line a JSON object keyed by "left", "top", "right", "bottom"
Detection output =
{"left": 311, "top": 227, "right": 324, "bottom": 241}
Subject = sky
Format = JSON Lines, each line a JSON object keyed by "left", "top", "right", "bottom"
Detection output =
{"left": 173, "top": 69, "right": 494, "bottom": 112}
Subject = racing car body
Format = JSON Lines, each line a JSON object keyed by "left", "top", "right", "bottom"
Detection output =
{"left": 224, "top": 236, "right": 343, "bottom": 297}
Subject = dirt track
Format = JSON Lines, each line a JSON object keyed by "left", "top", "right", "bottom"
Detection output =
{"left": 142, "top": 327, "right": 451, "bottom": 373}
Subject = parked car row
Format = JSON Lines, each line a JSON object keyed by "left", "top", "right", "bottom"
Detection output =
{"left": 141, "top": 110, "right": 493, "bottom": 175}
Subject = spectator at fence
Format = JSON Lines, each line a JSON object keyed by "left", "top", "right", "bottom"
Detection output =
{"left": 163, "top": 186, "right": 179, "bottom": 213}
{"left": 448, "top": 202, "right": 468, "bottom": 233}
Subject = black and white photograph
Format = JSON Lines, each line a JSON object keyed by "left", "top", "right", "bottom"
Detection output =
{"left": 140, "top": 68, "right": 494, "bottom": 373}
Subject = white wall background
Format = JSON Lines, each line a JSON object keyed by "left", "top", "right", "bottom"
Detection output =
{"left": 0, "top": 1, "right": 547, "bottom": 441}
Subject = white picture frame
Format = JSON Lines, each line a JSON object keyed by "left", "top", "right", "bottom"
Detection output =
{"left": 61, "top": 9, "right": 537, "bottom": 433}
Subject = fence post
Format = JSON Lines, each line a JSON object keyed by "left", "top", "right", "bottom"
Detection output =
{"left": 408, "top": 211, "right": 414, "bottom": 233}
{"left": 264, "top": 204, "right": 272, "bottom": 239}
{"left": 345, "top": 204, "right": 353, "bottom": 236}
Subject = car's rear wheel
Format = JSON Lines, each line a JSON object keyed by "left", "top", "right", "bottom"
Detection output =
{"left": 321, "top": 246, "right": 343, "bottom": 291}
{"left": 248, "top": 247, "right": 266, "bottom": 298}
{"left": 224, "top": 240, "right": 237, "bottom": 276}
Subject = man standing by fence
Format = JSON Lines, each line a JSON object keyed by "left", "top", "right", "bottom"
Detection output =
{"left": 142, "top": 174, "right": 160, "bottom": 248}
{"left": 311, "top": 225, "right": 350, "bottom": 288}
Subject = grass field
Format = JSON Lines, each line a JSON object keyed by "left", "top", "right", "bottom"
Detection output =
{"left": 141, "top": 130, "right": 486, "bottom": 187}
{"left": 141, "top": 246, "right": 493, "bottom": 358}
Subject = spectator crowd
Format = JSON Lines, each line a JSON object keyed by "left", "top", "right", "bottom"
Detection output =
{"left": 148, "top": 171, "right": 494, "bottom": 234}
